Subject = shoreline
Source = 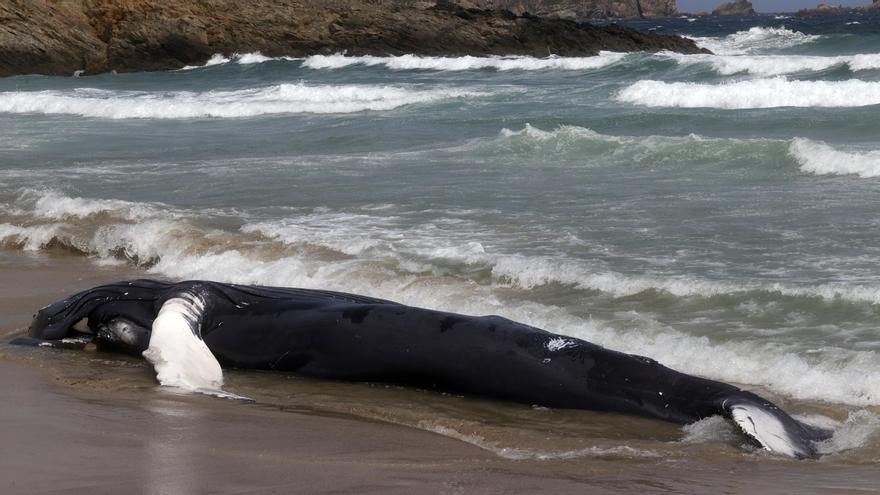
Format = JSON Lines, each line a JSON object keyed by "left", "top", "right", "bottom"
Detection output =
{"left": 2, "top": 251, "right": 880, "bottom": 493}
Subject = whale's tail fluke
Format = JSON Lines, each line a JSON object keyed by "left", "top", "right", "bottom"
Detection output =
{"left": 719, "top": 391, "right": 831, "bottom": 459}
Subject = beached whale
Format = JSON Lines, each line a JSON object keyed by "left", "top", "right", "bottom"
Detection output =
{"left": 13, "top": 279, "right": 830, "bottom": 458}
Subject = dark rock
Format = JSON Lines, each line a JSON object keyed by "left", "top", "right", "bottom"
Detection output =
{"left": 0, "top": 0, "right": 708, "bottom": 77}
{"left": 796, "top": 1, "right": 880, "bottom": 16}
{"left": 461, "top": 1, "right": 678, "bottom": 19}
{"left": 712, "top": 0, "right": 756, "bottom": 16}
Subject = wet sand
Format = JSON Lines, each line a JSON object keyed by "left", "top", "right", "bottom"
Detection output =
{"left": 2, "top": 251, "right": 879, "bottom": 494}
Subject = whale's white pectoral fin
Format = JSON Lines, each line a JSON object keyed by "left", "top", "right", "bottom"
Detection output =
{"left": 143, "top": 294, "right": 225, "bottom": 393}
{"left": 725, "top": 399, "right": 811, "bottom": 459}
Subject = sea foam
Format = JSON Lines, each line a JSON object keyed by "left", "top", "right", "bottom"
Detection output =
{"left": 692, "top": 26, "right": 823, "bottom": 55}
{"left": 617, "top": 78, "right": 880, "bottom": 109}
{"left": 17, "top": 188, "right": 160, "bottom": 220}
{"left": 789, "top": 138, "right": 880, "bottom": 178}
{"left": 179, "top": 52, "right": 297, "bottom": 69}
{"left": 302, "top": 52, "right": 627, "bottom": 71}
{"left": 0, "top": 84, "right": 480, "bottom": 119}
{"left": 5, "top": 189, "right": 880, "bottom": 406}
{"left": 421, "top": 423, "right": 659, "bottom": 460}
{"left": 666, "top": 52, "right": 880, "bottom": 76}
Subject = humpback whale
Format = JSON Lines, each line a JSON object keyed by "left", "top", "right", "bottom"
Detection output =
{"left": 13, "top": 279, "right": 830, "bottom": 458}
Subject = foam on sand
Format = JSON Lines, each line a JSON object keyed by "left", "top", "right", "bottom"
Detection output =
{"left": 420, "top": 422, "right": 659, "bottom": 460}
{"left": 0, "top": 84, "right": 481, "bottom": 119}
{"left": 617, "top": 78, "right": 880, "bottom": 109}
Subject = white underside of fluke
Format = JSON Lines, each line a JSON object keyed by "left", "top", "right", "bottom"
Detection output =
{"left": 143, "top": 294, "right": 224, "bottom": 393}
{"left": 729, "top": 402, "right": 803, "bottom": 458}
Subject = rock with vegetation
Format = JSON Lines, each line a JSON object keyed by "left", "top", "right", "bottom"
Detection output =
{"left": 711, "top": 0, "right": 756, "bottom": 16}
{"left": 0, "top": 0, "right": 707, "bottom": 77}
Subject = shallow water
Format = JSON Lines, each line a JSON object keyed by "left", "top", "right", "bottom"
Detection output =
{"left": 1, "top": 13, "right": 879, "bottom": 463}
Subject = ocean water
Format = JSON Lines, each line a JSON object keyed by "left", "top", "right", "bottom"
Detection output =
{"left": 1, "top": 13, "right": 879, "bottom": 460}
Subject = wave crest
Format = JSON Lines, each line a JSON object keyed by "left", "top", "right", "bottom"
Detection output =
{"left": 179, "top": 52, "right": 297, "bottom": 69}
{"left": 692, "top": 26, "right": 823, "bottom": 55}
{"left": 0, "top": 84, "right": 480, "bottom": 119}
{"left": 617, "top": 78, "right": 880, "bottom": 109}
{"left": 790, "top": 138, "right": 880, "bottom": 178}
{"left": 666, "top": 52, "right": 880, "bottom": 77}
{"left": 302, "top": 52, "right": 627, "bottom": 71}
{"left": 14, "top": 188, "right": 160, "bottom": 220}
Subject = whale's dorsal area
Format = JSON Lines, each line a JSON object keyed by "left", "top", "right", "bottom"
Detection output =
{"left": 17, "top": 279, "right": 832, "bottom": 458}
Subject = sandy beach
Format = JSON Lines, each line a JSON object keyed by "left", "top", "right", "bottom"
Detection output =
{"left": 1, "top": 251, "right": 878, "bottom": 494}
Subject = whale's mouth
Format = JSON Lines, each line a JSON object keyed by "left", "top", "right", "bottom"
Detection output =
{"left": 9, "top": 279, "right": 171, "bottom": 355}
{"left": 25, "top": 279, "right": 170, "bottom": 338}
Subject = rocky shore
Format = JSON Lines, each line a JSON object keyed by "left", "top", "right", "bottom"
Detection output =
{"left": 796, "top": 0, "right": 879, "bottom": 16}
{"left": 461, "top": 0, "right": 678, "bottom": 20}
{"left": 0, "top": 0, "right": 707, "bottom": 77}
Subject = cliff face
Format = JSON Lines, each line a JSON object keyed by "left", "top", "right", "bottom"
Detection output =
{"left": 712, "top": 0, "right": 756, "bottom": 16}
{"left": 0, "top": 0, "right": 706, "bottom": 77}
{"left": 461, "top": 1, "right": 678, "bottom": 19}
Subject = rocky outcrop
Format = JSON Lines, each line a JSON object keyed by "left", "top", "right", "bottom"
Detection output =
{"left": 0, "top": 0, "right": 105, "bottom": 77}
{"left": 460, "top": 1, "right": 678, "bottom": 19}
{"left": 0, "top": 0, "right": 707, "bottom": 77}
{"left": 796, "top": 1, "right": 880, "bottom": 16}
{"left": 711, "top": 0, "right": 756, "bottom": 16}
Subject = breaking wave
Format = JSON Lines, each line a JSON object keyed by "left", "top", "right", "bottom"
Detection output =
{"left": 494, "top": 125, "right": 880, "bottom": 183}
{"left": 682, "top": 412, "right": 880, "bottom": 457}
{"left": 666, "top": 52, "right": 880, "bottom": 76}
{"left": 789, "top": 138, "right": 880, "bottom": 178}
{"left": 813, "top": 411, "right": 880, "bottom": 457}
{"left": 487, "top": 123, "right": 785, "bottom": 162}
{"left": 691, "top": 27, "right": 824, "bottom": 55}
{"left": 617, "top": 78, "right": 880, "bottom": 109}
{"left": 2, "top": 189, "right": 880, "bottom": 406}
{"left": 302, "top": 52, "right": 628, "bottom": 71}
{"left": 179, "top": 52, "right": 298, "bottom": 69}
{"left": 0, "top": 84, "right": 481, "bottom": 119}
{"left": 9, "top": 188, "right": 162, "bottom": 220}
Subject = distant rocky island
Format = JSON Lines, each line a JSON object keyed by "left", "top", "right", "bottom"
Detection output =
{"left": 711, "top": 0, "right": 757, "bottom": 16}
{"left": 0, "top": 0, "right": 708, "bottom": 77}
{"left": 796, "top": 0, "right": 879, "bottom": 15}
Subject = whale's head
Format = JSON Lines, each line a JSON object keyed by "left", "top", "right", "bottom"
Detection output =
{"left": 28, "top": 279, "right": 174, "bottom": 341}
